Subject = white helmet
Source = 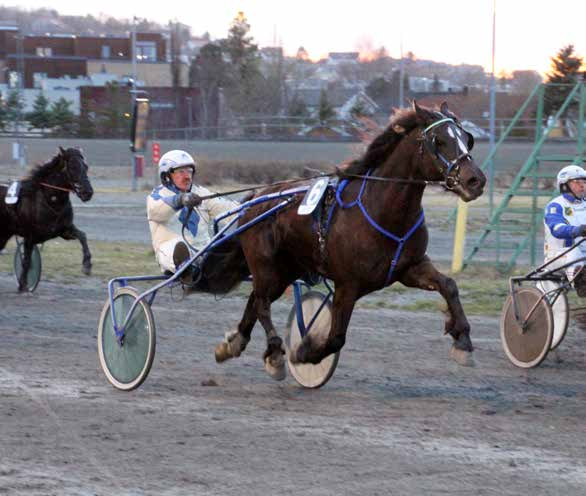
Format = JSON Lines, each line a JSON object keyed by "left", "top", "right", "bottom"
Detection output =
{"left": 159, "top": 150, "right": 196, "bottom": 183}
{"left": 557, "top": 164, "right": 586, "bottom": 191}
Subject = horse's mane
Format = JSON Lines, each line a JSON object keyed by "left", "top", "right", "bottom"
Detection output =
{"left": 340, "top": 104, "right": 444, "bottom": 177}
{"left": 26, "top": 152, "right": 64, "bottom": 184}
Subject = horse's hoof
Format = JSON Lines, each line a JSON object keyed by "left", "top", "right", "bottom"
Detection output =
{"left": 215, "top": 341, "right": 232, "bottom": 363}
{"left": 264, "top": 354, "right": 286, "bottom": 381}
{"left": 450, "top": 346, "right": 476, "bottom": 367}
{"left": 82, "top": 266, "right": 92, "bottom": 276}
{"left": 214, "top": 330, "right": 247, "bottom": 363}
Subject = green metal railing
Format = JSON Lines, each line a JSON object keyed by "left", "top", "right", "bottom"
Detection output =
{"left": 461, "top": 82, "right": 586, "bottom": 272}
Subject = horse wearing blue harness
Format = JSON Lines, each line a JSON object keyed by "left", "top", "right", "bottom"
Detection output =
{"left": 213, "top": 101, "right": 486, "bottom": 379}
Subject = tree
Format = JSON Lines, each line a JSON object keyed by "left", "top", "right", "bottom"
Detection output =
{"left": 296, "top": 46, "right": 309, "bottom": 62}
{"left": 220, "top": 11, "right": 266, "bottom": 116}
{"left": 49, "top": 97, "right": 75, "bottom": 135}
{"left": 287, "top": 93, "right": 309, "bottom": 119}
{"left": 510, "top": 70, "right": 542, "bottom": 95}
{"left": 317, "top": 89, "right": 335, "bottom": 124}
{"left": 190, "top": 42, "right": 225, "bottom": 137}
{"left": 0, "top": 94, "right": 7, "bottom": 131}
{"left": 5, "top": 90, "right": 24, "bottom": 126}
{"left": 26, "top": 93, "right": 52, "bottom": 131}
{"left": 544, "top": 44, "right": 583, "bottom": 116}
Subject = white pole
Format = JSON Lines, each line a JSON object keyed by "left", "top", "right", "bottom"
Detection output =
{"left": 399, "top": 39, "right": 404, "bottom": 108}
{"left": 131, "top": 17, "right": 137, "bottom": 192}
{"left": 488, "top": 0, "right": 497, "bottom": 215}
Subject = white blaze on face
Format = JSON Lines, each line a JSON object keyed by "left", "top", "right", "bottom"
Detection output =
{"left": 455, "top": 127, "right": 469, "bottom": 155}
{"left": 447, "top": 126, "right": 469, "bottom": 155}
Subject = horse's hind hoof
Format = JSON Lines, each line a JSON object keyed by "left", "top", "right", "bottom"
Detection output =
{"left": 450, "top": 346, "right": 476, "bottom": 367}
{"left": 82, "top": 266, "right": 92, "bottom": 276}
{"left": 264, "top": 353, "right": 286, "bottom": 381}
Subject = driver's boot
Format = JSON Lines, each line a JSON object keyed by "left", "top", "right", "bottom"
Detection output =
{"left": 173, "top": 241, "right": 195, "bottom": 285}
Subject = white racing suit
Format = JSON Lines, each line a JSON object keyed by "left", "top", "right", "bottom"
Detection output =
{"left": 147, "top": 183, "right": 238, "bottom": 273}
{"left": 542, "top": 193, "right": 586, "bottom": 291}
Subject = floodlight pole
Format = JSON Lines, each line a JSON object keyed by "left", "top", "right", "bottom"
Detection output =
{"left": 488, "top": 0, "right": 497, "bottom": 215}
{"left": 399, "top": 39, "right": 404, "bottom": 109}
{"left": 131, "top": 16, "right": 138, "bottom": 192}
{"left": 15, "top": 32, "right": 25, "bottom": 167}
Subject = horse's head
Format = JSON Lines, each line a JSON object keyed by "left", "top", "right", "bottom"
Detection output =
{"left": 411, "top": 101, "right": 486, "bottom": 202}
{"left": 58, "top": 147, "right": 94, "bottom": 202}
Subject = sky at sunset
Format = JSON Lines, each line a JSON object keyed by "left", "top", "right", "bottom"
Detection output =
{"left": 9, "top": 0, "right": 586, "bottom": 75}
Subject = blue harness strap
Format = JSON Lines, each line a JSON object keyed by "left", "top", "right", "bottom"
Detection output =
{"left": 333, "top": 170, "right": 425, "bottom": 286}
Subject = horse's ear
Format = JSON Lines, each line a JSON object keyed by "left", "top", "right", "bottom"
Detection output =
{"left": 58, "top": 146, "right": 65, "bottom": 154}
{"left": 411, "top": 100, "right": 419, "bottom": 113}
{"left": 440, "top": 101, "right": 449, "bottom": 114}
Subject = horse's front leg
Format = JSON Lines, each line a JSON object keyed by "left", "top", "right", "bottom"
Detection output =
{"left": 61, "top": 224, "right": 92, "bottom": 275}
{"left": 215, "top": 291, "right": 256, "bottom": 362}
{"left": 18, "top": 239, "right": 33, "bottom": 292}
{"left": 398, "top": 256, "right": 474, "bottom": 366}
{"left": 290, "top": 285, "right": 357, "bottom": 365}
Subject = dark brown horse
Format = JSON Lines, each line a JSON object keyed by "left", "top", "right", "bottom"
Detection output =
{"left": 0, "top": 147, "right": 94, "bottom": 291}
{"left": 214, "top": 101, "right": 486, "bottom": 379}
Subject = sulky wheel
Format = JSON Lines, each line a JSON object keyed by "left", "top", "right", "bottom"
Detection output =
{"left": 500, "top": 286, "right": 554, "bottom": 368}
{"left": 285, "top": 290, "right": 339, "bottom": 388}
{"left": 13, "top": 242, "right": 42, "bottom": 292}
{"left": 536, "top": 281, "right": 569, "bottom": 351}
{"left": 97, "top": 287, "right": 156, "bottom": 391}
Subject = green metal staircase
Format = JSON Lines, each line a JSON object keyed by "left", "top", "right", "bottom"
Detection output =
{"left": 462, "top": 82, "right": 586, "bottom": 272}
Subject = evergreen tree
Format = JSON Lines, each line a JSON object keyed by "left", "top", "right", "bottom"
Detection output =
{"left": 49, "top": 98, "right": 75, "bottom": 135}
{"left": 0, "top": 94, "right": 7, "bottom": 131}
{"left": 5, "top": 90, "right": 24, "bottom": 125}
{"left": 544, "top": 44, "right": 583, "bottom": 116}
{"left": 318, "top": 89, "right": 335, "bottom": 124}
{"left": 26, "top": 93, "right": 52, "bottom": 131}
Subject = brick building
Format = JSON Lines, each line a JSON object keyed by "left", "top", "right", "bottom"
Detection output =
{"left": 0, "top": 27, "right": 182, "bottom": 88}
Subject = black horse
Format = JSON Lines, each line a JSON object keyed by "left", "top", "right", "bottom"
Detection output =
{"left": 213, "top": 101, "right": 486, "bottom": 379}
{"left": 0, "top": 147, "right": 94, "bottom": 291}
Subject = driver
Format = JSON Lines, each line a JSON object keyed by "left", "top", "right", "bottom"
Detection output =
{"left": 543, "top": 163, "right": 586, "bottom": 295}
{"left": 147, "top": 149, "right": 237, "bottom": 284}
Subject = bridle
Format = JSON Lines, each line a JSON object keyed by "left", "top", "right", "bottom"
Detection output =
{"left": 40, "top": 151, "right": 87, "bottom": 196}
{"left": 418, "top": 117, "right": 474, "bottom": 190}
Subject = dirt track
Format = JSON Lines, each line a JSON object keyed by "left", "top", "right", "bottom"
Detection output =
{"left": 2, "top": 271, "right": 586, "bottom": 495}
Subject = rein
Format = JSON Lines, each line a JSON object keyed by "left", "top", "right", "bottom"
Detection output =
{"left": 39, "top": 182, "right": 74, "bottom": 193}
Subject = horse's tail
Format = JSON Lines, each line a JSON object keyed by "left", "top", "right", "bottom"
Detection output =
{"left": 200, "top": 236, "right": 250, "bottom": 294}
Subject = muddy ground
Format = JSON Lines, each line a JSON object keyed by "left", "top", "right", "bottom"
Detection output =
{"left": 1, "top": 163, "right": 586, "bottom": 495}
{"left": 1, "top": 269, "right": 586, "bottom": 495}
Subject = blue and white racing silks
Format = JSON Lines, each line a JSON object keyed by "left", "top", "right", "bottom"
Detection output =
{"left": 544, "top": 193, "right": 586, "bottom": 260}
{"left": 146, "top": 182, "right": 238, "bottom": 257}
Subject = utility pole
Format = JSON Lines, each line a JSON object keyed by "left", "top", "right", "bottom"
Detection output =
{"left": 398, "top": 39, "right": 404, "bottom": 109}
{"left": 15, "top": 31, "right": 25, "bottom": 167}
{"left": 131, "top": 16, "right": 138, "bottom": 191}
{"left": 488, "top": 0, "right": 497, "bottom": 215}
{"left": 186, "top": 96, "right": 193, "bottom": 139}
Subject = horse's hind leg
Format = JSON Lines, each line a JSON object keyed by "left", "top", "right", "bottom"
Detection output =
{"left": 17, "top": 238, "right": 33, "bottom": 292}
{"left": 253, "top": 274, "right": 292, "bottom": 381}
{"left": 290, "top": 284, "right": 357, "bottom": 365}
{"left": 61, "top": 224, "right": 92, "bottom": 275}
{"left": 398, "top": 256, "right": 474, "bottom": 366}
